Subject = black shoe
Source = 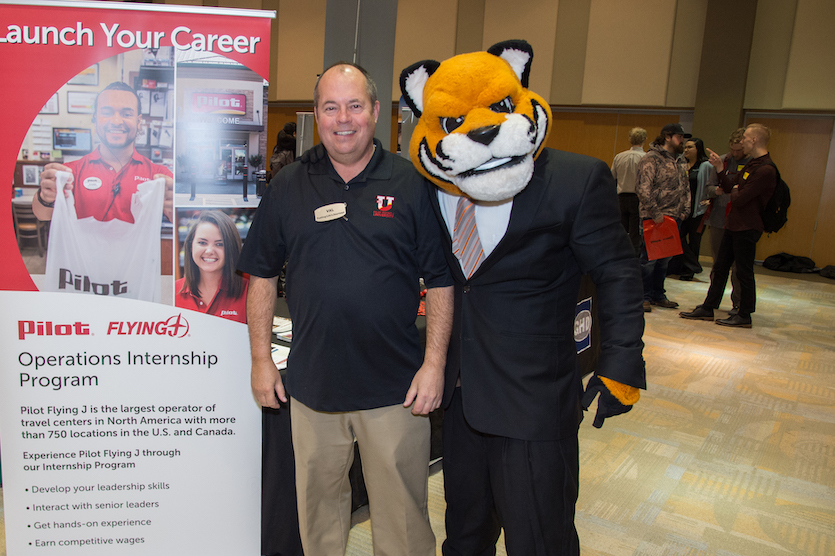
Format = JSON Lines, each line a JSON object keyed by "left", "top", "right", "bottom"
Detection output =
{"left": 728, "top": 307, "right": 739, "bottom": 317}
{"left": 679, "top": 306, "right": 714, "bottom": 320}
{"left": 642, "top": 301, "right": 652, "bottom": 313}
{"left": 716, "top": 314, "right": 752, "bottom": 328}
{"left": 678, "top": 275, "right": 694, "bottom": 281}
{"left": 652, "top": 298, "right": 679, "bottom": 309}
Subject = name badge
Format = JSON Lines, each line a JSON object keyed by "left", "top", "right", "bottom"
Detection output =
{"left": 315, "top": 202, "right": 347, "bottom": 222}
{"left": 83, "top": 177, "right": 103, "bottom": 190}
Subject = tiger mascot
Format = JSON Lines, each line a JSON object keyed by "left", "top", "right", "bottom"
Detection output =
{"left": 399, "top": 40, "right": 646, "bottom": 554}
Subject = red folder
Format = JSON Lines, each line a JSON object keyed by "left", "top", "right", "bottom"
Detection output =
{"left": 643, "top": 216, "right": 683, "bottom": 261}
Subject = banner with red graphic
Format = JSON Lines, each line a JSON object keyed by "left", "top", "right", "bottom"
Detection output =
{"left": 1, "top": 294, "right": 259, "bottom": 555}
{"left": 0, "top": 2, "right": 274, "bottom": 554}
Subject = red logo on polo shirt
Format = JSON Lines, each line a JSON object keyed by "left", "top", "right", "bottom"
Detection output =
{"left": 374, "top": 195, "right": 394, "bottom": 218}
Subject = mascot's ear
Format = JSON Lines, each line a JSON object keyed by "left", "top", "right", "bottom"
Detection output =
{"left": 399, "top": 60, "right": 440, "bottom": 118}
{"left": 487, "top": 40, "right": 533, "bottom": 88}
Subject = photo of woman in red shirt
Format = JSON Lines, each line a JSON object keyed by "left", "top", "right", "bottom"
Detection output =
{"left": 175, "top": 210, "right": 248, "bottom": 323}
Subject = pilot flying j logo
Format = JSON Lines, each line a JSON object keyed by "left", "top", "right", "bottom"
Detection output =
{"left": 374, "top": 195, "right": 394, "bottom": 218}
{"left": 18, "top": 314, "right": 190, "bottom": 340}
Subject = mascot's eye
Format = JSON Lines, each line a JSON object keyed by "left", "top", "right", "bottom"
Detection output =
{"left": 440, "top": 116, "right": 465, "bottom": 134}
{"left": 489, "top": 97, "right": 515, "bottom": 114}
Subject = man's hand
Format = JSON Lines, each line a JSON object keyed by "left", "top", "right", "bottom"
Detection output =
{"left": 33, "top": 163, "right": 73, "bottom": 220}
{"left": 706, "top": 148, "right": 723, "bottom": 173}
{"left": 39, "top": 163, "right": 74, "bottom": 203}
{"left": 156, "top": 173, "right": 174, "bottom": 222}
{"left": 246, "top": 276, "right": 282, "bottom": 408}
{"left": 403, "top": 363, "right": 443, "bottom": 416}
{"left": 405, "top": 285, "right": 453, "bottom": 415}
{"left": 251, "top": 358, "right": 286, "bottom": 409}
{"left": 652, "top": 214, "right": 664, "bottom": 225}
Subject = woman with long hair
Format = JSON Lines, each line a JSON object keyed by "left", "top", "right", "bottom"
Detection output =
{"left": 175, "top": 210, "right": 248, "bottom": 323}
{"left": 672, "top": 137, "right": 716, "bottom": 280}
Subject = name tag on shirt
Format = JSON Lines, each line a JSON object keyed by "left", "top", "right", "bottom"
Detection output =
{"left": 315, "top": 202, "right": 347, "bottom": 222}
{"left": 83, "top": 177, "right": 103, "bottom": 190}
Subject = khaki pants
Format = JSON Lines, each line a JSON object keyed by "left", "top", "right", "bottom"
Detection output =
{"left": 291, "top": 398, "right": 435, "bottom": 556}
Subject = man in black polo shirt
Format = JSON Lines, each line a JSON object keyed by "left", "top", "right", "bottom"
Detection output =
{"left": 238, "top": 62, "right": 453, "bottom": 556}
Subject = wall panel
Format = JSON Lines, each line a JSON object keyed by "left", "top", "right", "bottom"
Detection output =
{"left": 392, "top": 0, "right": 458, "bottom": 99}
{"left": 274, "top": 0, "right": 326, "bottom": 100}
{"left": 782, "top": 0, "right": 835, "bottom": 110}
{"left": 217, "top": 0, "right": 263, "bottom": 8}
{"left": 483, "top": 0, "right": 559, "bottom": 102}
{"left": 812, "top": 125, "right": 835, "bottom": 266}
{"left": 548, "top": 112, "right": 619, "bottom": 163}
{"left": 581, "top": 0, "right": 676, "bottom": 107}
{"left": 666, "top": 0, "right": 707, "bottom": 108}
{"left": 691, "top": 0, "right": 757, "bottom": 155}
{"left": 455, "top": 0, "right": 485, "bottom": 55}
{"left": 749, "top": 117, "right": 833, "bottom": 261}
{"left": 550, "top": 0, "right": 590, "bottom": 106}
{"left": 548, "top": 111, "right": 683, "bottom": 164}
{"left": 744, "top": 0, "right": 796, "bottom": 110}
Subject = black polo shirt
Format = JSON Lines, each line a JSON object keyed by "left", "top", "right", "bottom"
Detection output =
{"left": 238, "top": 140, "right": 452, "bottom": 412}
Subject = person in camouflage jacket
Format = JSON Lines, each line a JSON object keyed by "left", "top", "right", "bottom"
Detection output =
{"left": 635, "top": 123, "right": 690, "bottom": 311}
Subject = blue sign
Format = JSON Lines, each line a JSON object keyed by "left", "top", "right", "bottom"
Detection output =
{"left": 574, "top": 297, "right": 592, "bottom": 354}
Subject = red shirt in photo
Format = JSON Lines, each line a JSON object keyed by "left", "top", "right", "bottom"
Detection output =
{"left": 174, "top": 277, "right": 248, "bottom": 324}
{"left": 66, "top": 148, "right": 172, "bottom": 223}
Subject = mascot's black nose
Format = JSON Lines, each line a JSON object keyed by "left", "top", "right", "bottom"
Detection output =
{"left": 467, "top": 125, "right": 500, "bottom": 146}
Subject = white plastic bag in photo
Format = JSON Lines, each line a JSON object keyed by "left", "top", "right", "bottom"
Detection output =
{"left": 43, "top": 171, "right": 165, "bottom": 302}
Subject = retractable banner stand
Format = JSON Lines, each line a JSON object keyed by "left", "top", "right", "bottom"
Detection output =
{"left": 0, "top": 2, "right": 274, "bottom": 554}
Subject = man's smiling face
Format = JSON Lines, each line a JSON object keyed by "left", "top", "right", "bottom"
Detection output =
{"left": 94, "top": 89, "right": 140, "bottom": 151}
{"left": 314, "top": 65, "right": 380, "bottom": 167}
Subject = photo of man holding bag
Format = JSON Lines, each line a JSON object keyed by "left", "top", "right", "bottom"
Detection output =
{"left": 32, "top": 81, "right": 174, "bottom": 302}
{"left": 33, "top": 81, "right": 173, "bottom": 224}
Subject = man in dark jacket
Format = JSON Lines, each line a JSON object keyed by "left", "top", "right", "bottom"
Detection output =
{"left": 680, "top": 123, "right": 777, "bottom": 328}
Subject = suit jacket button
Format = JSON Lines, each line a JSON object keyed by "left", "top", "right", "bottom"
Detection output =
{"left": 462, "top": 286, "right": 471, "bottom": 293}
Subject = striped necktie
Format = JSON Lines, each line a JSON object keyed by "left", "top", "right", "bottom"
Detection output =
{"left": 452, "top": 197, "right": 484, "bottom": 278}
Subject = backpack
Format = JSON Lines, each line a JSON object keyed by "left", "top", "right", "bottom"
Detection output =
{"left": 761, "top": 162, "right": 790, "bottom": 233}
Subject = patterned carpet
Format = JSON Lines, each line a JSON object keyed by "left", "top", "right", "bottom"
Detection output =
{"left": 571, "top": 267, "right": 835, "bottom": 556}
{"left": 2, "top": 264, "right": 834, "bottom": 556}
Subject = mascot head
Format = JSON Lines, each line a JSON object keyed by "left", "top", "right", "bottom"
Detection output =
{"left": 400, "top": 40, "right": 551, "bottom": 202}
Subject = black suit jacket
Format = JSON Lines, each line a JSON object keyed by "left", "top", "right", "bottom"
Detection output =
{"left": 431, "top": 148, "right": 646, "bottom": 441}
